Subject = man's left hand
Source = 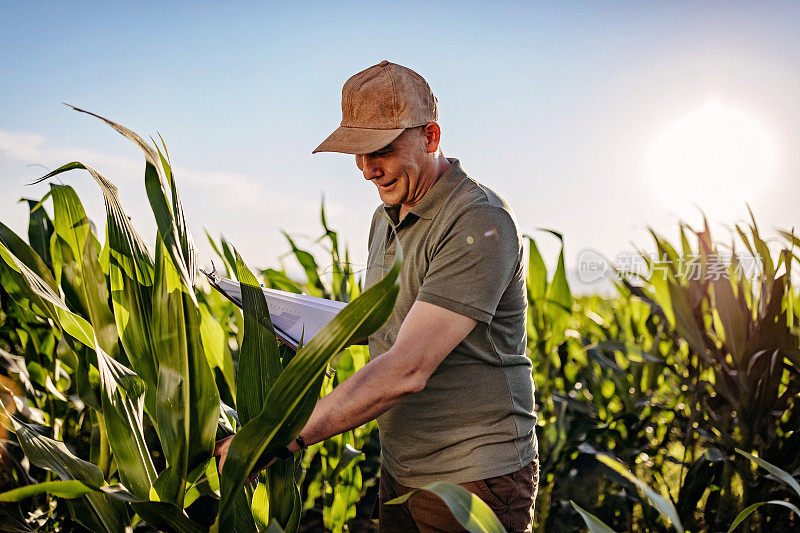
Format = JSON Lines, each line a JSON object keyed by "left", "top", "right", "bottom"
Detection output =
{"left": 213, "top": 435, "right": 276, "bottom": 483}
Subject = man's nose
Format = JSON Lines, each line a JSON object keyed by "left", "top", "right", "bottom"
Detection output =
{"left": 361, "top": 155, "right": 383, "bottom": 180}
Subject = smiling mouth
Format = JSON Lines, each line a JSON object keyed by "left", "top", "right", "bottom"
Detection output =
{"left": 376, "top": 179, "right": 397, "bottom": 189}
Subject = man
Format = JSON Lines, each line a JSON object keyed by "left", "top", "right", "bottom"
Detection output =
{"left": 217, "top": 60, "right": 539, "bottom": 531}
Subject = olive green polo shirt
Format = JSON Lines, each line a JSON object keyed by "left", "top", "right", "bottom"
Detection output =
{"left": 364, "top": 158, "right": 538, "bottom": 487}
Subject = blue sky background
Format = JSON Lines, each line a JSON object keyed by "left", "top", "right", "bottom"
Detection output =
{"left": 2, "top": 1, "right": 799, "bottom": 292}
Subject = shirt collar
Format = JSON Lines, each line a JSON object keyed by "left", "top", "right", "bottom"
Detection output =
{"left": 383, "top": 158, "right": 466, "bottom": 223}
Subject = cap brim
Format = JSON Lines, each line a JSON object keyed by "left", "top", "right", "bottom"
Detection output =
{"left": 312, "top": 126, "right": 405, "bottom": 155}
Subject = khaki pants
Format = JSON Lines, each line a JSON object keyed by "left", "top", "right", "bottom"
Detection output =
{"left": 378, "top": 457, "right": 539, "bottom": 533}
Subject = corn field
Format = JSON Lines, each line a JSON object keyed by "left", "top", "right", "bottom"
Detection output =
{"left": 0, "top": 110, "right": 798, "bottom": 532}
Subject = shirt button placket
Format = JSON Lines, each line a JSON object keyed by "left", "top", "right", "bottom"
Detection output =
{"left": 385, "top": 236, "right": 396, "bottom": 269}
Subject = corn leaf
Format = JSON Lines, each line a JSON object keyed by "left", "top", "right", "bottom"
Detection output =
{"left": 0, "top": 237, "right": 92, "bottom": 348}
{"left": 151, "top": 236, "right": 192, "bottom": 505}
{"left": 0, "top": 480, "right": 97, "bottom": 501}
{"left": 235, "top": 250, "right": 283, "bottom": 426}
{"left": 545, "top": 243, "right": 573, "bottom": 353}
{"left": 727, "top": 500, "right": 800, "bottom": 532}
{"left": 205, "top": 230, "right": 232, "bottom": 278}
{"left": 0, "top": 220, "right": 58, "bottom": 293}
{"left": 232, "top": 247, "right": 299, "bottom": 530}
{"left": 23, "top": 196, "right": 55, "bottom": 268}
{"left": 32, "top": 162, "right": 160, "bottom": 395}
{"left": 64, "top": 105, "right": 196, "bottom": 297}
{"left": 95, "top": 338, "right": 156, "bottom": 499}
{"left": 217, "top": 243, "right": 402, "bottom": 524}
{"left": 526, "top": 236, "right": 547, "bottom": 305}
{"left": 156, "top": 142, "right": 197, "bottom": 286}
{"left": 263, "top": 458, "right": 301, "bottom": 532}
{"left": 3, "top": 405, "right": 205, "bottom": 533}
{"left": 711, "top": 276, "right": 747, "bottom": 367}
{"left": 571, "top": 502, "right": 617, "bottom": 533}
{"left": 220, "top": 237, "right": 238, "bottom": 281}
{"left": 230, "top": 487, "right": 258, "bottom": 533}
{"left": 251, "top": 481, "right": 270, "bottom": 530}
{"left": 667, "top": 283, "right": 707, "bottom": 360}
{"left": 597, "top": 454, "right": 683, "bottom": 532}
{"left": 747, "top": 206, "right": 775, "bottom": 280}
{"left": 282, "top": 232, "right": 326, "bottom": 298}
{"left": 735, "top": 448, "right": 800, "bottom": 499}
{"left": 4, "top": 412, "right": 130, "bottom": 533}
{"left": 50, "top": 184, "right": 121, "bottom": 361}
{"left": 181, "top": 296, "right": 221, "bottom": 482}
{"left": 386, "top": 480, "right": 506, "bottom": 533}
{"left": 328, "top": 443, "right": 364, "bottom": 485}
{"left": 130, "top": 502, "right": 207, "bottom": 533}
{"left": 0, "top": 476, "right": 205, "bottom": 533}
{"left": 152, "top": 236, "right": 220, "bottom": 505}
{"left": 199, "top": 301, "right": 235, "bottom": 393}
{"left": 0, "top": 236, "right": 156, "bottom": 499}
{"left": 0, "top": 480, "right": 139, "bottom": 504}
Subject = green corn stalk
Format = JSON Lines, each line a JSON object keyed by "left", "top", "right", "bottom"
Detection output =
{"left": 1, "top": 108, "right": 475, "bottom": 533}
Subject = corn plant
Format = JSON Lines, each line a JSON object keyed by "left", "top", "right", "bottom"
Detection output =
{"left": 2, "top": 108, "right": 799, "bottom": 532}
{"left": 528, "top": 231, "right": 692, "bottom": 531}
{"left": 726, "top": 449, "right": 800, "bottom": 531}
{"left": 527, "top": 214, "right": 799, "bottom": 532}
{"left": 0, "top": 107, "right": 403, "bottom": 532}
{"left": 618, "top": 212, "right": 800, "bottom": 531}
{"left": 571, "top": 453, "right": 684, "bottom": 533}
{"left": 572, "top": 450, "right": 800, "bottom": 533}
{"left": 273, "top": 217, "right": 374, "bottom": 532}
{"left": 207, "top": 208, "right": 374, "bottom": 532}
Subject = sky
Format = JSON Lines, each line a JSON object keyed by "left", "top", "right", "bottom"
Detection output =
{"left": 1, "top": 1, "right": 799, "bottom": 293}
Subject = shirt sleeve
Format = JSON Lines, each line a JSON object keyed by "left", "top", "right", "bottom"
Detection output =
{"left": 416, "top": 205, "right": 522, "bottom": 323}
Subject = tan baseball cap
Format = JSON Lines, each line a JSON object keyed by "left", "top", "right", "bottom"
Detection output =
{"left": 313, "top": 60, "right": 438, "bottom": 155}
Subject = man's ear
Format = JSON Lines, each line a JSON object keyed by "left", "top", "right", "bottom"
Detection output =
{"left": 423, "top": 123, "right": 442, "bottom": 154}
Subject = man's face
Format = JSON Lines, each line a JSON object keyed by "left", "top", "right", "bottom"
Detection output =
{"left": 355, "top": 127, "right": 428, "bottom": 207}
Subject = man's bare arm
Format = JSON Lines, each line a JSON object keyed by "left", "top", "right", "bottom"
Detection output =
{"left": 293, "top": 300, "right": 478, "bottom": 448}
{"left": 214, "top": 300, "right": 477, "bottom": 470}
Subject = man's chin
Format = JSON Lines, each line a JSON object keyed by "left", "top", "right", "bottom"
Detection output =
{"left": 378, "top": 193, "right": 401, "bottom": 206}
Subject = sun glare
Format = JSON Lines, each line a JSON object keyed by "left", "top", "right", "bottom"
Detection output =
{"left": 645, "top": 102, "right": 776, "bottom": 219}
